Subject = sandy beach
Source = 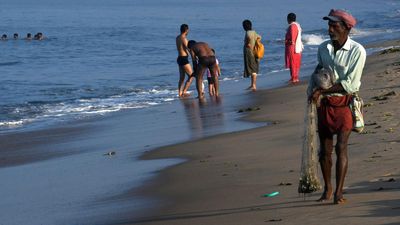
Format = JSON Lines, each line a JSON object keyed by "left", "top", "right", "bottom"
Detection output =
{"left": 120, "top": 40, "right": 400, "bottom": 225}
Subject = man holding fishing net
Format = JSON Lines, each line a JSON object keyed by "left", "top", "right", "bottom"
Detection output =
{"left": 307, "top": 9, "right": 366, "bottom": 204}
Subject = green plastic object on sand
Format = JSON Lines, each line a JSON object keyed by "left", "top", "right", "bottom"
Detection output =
{"left": 263, "top": 191, "right": 280, "bottom": 197}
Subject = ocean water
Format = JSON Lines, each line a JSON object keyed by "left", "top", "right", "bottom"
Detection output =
{"left": 1, "top": 0, "right": 400, "bottom": 224}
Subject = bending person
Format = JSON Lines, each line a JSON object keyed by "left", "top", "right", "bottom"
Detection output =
{"left": 187, "top": 40, "right": 219, "bottom": 99}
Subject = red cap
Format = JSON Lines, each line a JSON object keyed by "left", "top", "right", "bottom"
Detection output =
{"left": 323, "top": 9, "right": 357, "bottom": 28}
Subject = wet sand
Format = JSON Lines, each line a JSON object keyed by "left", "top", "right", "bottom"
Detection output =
{"left": 0, "top": 123, "right": 94, "bottom": 168}
{"left": 125, "top": 40, "right": 400, "bottom": 225}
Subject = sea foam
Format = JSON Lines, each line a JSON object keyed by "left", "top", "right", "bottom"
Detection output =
{"left": 302, "top": 34, "right": 326, "bottom": 46}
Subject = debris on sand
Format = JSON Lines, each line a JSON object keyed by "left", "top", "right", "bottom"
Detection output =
{"left": 380, "top": 47, "right": 400, "bottom": 55}
{"left": 364, "top": 102, "right": 374, "bottom": 107}
{"left": 104, "top": 151, "right": 116, "bottom": 156}
{"left": 387, "top": 178, "right": 396, "bottom": 182}
{"left": 372, "top": 91, "right": 397, "bottom": 101}
{"left": 237, "top": 107, "right": 261, "bottom": 113}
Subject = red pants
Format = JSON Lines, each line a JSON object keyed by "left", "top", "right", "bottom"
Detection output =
{"left": 317, "top": 95, "right": 353, "bottom": 134}
{"left": 285, "top": 46, "right": 301, "bottom": 81}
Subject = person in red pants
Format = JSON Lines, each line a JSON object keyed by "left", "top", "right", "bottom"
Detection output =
{"left": 285, "top": 12, "right": 303, "bottom": 84}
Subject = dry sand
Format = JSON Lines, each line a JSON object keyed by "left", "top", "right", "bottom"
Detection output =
{"left": 123, "top": 40, "right": 400, "bottom": 225}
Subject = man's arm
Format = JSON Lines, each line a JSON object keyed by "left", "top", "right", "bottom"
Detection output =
{"left": 308, "top": 63, "right": 345, "bottom": 103}
{"left": 183, "top": 38, "right": 190, "bottom": 55}
{"left": 286, "top": 24, "right": 296, "bottom": 45}
{"left": 244, "top": 33, "right": 251, "bottom": 48}
{"left": 316, "top": 83, "right": 345, "bottom": 95}
{"left": 189, "top": 49, "right": 198, "bottom": 73}
{"left": 307, "top": 64, "right": 322, "bottom": 100}
{"left": 308, "top": 45, "right": 325, "bottom": 102}
{"left": 310, "top": 83, "right": 346, "bottom": 104}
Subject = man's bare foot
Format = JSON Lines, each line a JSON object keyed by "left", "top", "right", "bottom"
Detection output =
{"left": 288, "top": 79, "right": 300, "bottom": 85}
{"left": 180, "top": 93, "right": 190, "bottom": 98}
{"left": 246, "top": 86, "right": 256, "bottom": 91}
{"left": 316, "top": 191, "right": 333, "bottom": 202}
{"left": 334, "top": 198, "right": 347, "bottom": 204}
{"left": 334, "top": 195, "right": 347, "bottom": 204}
{"left": 197, "top": 94, "right": 205, "bottom": 99}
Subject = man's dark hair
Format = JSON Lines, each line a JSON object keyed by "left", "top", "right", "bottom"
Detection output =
{"left": 340, "top": 21, "right": 352, "bottom": 31}
{"left": 180, "top": 24, "right": 189, "bottom": 33}
{"left": 287, "top": 13, "right": 296, "bottom": 22}
{"left": 242, "top": 20, "right": 252, "bottom": 31}
{"left": 188, "top": 40, "right": 196, "bottom": 48}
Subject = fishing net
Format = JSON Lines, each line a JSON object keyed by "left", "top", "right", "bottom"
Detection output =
{"left": 298, "top": 102, "right": 321, "bottom": 194}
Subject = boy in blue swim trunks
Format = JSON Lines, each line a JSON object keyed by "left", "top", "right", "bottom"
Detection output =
{"left": 176, "top": 24, "right": 195, "bottom": 97}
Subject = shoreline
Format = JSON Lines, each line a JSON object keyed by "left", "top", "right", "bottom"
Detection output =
{"left": 121, "top": 40, "right": 400, "bottom": 225}
{"left": 0, "top": 69, "right": 266, "bottom": 224}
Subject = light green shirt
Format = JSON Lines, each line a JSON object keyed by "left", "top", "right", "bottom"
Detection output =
{"left": 244, "top": 30, "right": 260, "bottom": 49}
{"left": 308, "top": 37, "right": 366, "bottom": 96}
